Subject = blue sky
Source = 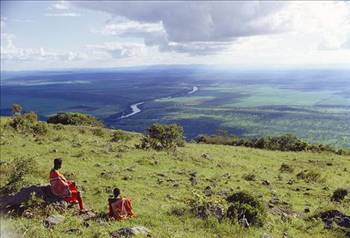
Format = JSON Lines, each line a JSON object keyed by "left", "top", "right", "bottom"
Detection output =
{"left": 1, "top": 1, "right": 350, "bottom": 71}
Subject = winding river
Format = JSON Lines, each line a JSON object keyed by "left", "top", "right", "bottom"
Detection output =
{"left": 119, "top": 86, "right": 199, "bottom": 119}
{"left": 119, "top": 102, "right": 144, "bottom": 119}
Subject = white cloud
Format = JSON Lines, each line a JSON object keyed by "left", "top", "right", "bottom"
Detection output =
{"left": 75, "top": 1, "right": 350, "bottom": 58}
{"left": 0, "top": 32, "right": 86, "bottom": 62}
{"left": 86, "top": 42, "right": 145, "bottom": 59}
{"left": 75, "top": 2, "right": 288, "bottom": 55}
{"left": 45, "top": 12, "right": 81, "bottom": 17}
{"left": 52, "top": 1, "right": 70, "bottom": 10}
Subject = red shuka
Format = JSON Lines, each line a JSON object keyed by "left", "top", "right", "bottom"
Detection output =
{"left": 49, "top": 169, "right": 79, "bottom": 203}
{"left": 108, "top": 197, "right": 135, "bottom": 220}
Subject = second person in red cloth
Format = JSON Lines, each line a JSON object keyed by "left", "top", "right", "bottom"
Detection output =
{"left": 108, "top": 188, "right": 135, "bottom": 220}
{"left": 49, "top": 158, "right": 84, "bottom": 210}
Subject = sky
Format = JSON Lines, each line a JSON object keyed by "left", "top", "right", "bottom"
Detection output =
{"left": 1, "top": 1, "right": 350, "bottom": 71}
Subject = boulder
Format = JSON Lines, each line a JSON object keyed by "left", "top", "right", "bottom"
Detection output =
{"left": 44, "top": 214, "right": 65, "bottom": 228}
{"left": 111, "top": 226, "right": 151, "bottom": 238}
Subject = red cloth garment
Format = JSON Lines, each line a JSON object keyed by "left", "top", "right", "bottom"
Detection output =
{"left": 49, "top": 169, "right": 84, "bottom": 210}
{"left": 49, "top": 170, "right": 71, "bottom": 198}
{"left": 108, "top": 197, "right": 135, "bottom": 220}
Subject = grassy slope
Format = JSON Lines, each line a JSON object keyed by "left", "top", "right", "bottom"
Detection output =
{"left": 0, "top": 117, "right": 349, "bottom": 238}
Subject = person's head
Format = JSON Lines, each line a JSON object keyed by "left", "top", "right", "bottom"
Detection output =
{"left": 113, "top": 188, "right": 120, "bottom": 198}
{"left": 53, "top": 158, "right": 62, "bottom": 170}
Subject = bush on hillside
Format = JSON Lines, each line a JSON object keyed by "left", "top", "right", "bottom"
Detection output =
{"left": 1, "top": 157, "right": 38, "bottom": 193}
{"left": 111, "top": 130, "right": 132, "bottom": 142}
{"left": 92, "top": 128, "right": 105, "bottom": 137}
{"left": 296, "top": 170, "right": 322, "bottom": 183}
{"left": 196, "top": 133, "right": 347, "bottom": 154}
{"left": 137, "top": 123, "right": 184, "bottom": 150}
{"left": 187, "top": 191, "right": 227, "bottom": 221}
{"left": 331, "top": 188, "right": 348, "bottom": 202}
{"left": 279, "top": 163, "right": 294, "bottom": 173}
{"left": 47, "top": 112, "right": 103, "bottom": 127}
{"left": 9, "top": 111, "right": 48, "bottom": 136}
{"left": 226, "top": 191, "right": 266, "bottom": 227}
{"left": 11, "top": 103, "right": 23, "bottom": 115}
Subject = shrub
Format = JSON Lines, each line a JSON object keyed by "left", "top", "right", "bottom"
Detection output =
{"left": 31, "top": 122, "right": 48, "bottom": 136}
{"left": 111, "top": 130, "right": 132, "bottom": 142}
{"left": 279, "top": 163, "right": 294, "bottom": 173}
{"left": 9, "top": 111, "right": 48, "bottom": 136}
{"left": 195, "top": 133, "right": 345, "bottom": 154}
{"left": 92, "top": 128, "right": 104, "bottom": 137}
{"left": 242, "top": 173, "right": 256, "bottom": 181}
{"left": 226, "top": 191, "right": 266, "bottom": 227}
{"left": 2, "top": 157, "right": 38, "bottom": 193}
{"left": 187, "top": 191, "right": 227, "bottom": 221}
{"left": 11, "top": 103, "right": 23, "bottom": 115}
{"left": 137, "top": 123, "right": 184, "bottom": 150}
{"left": 331, "top": 188, "right": 348, "bottom": 202}
{"left": 47, "top": 112, "right": 103, "bottom": 127}
{"left": 296, "top": 170, "right": 321, "bottom": 183}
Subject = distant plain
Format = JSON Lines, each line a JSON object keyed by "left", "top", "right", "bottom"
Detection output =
{"left": 1, "top": 66, "right": 350, "bottom": 147}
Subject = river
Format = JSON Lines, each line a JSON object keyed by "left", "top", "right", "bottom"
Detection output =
{"left": 119, "top": 102, "right": 144, "bottom": 119}
{"left": 119, "top": 86, "right": 199, "bottom": 119}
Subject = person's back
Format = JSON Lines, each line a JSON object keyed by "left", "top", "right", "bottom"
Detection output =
{"left": 49, "top": 158, "right": 84, "bottom": 210}
{"left": 108, "top": 188, "right": 135, "bottom": 220}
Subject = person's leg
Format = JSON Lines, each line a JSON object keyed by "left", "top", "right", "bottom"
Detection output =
{"left": 77, "top": 192, "right": 84, "bottom": 210}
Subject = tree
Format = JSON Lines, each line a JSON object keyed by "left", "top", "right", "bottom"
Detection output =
{"left": 138, "top": 123, "right": 184, "bottom": 150}
{"left": 11, "top": 104, "right": 22, "bottom": 115}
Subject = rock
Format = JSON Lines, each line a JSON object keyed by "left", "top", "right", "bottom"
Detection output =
{"left": 122, "top": 175, "right": 132, "bottom": 181}
{"left": 23, "top": 210, "right": 34, "bottom": 218}
{"left": 239, "top": 216, "right": 250, "bottom": 228}
{"left": 287, "top": 179, "right": 294, "bottom": 185}
{"left": 201, "top": 153, "right": 211, "bottom": 160}
{"left": 44, "top": 214, "right": 65, "bottom": 228}
{"left": 189, "top": 176, "right": 197, "bottom": 186}
{"left": 203, "top": 186, "right": 213, "bottom": 196}
{"left": 261, "top": 233, "right": 272, "bottom": 238}
{"left": 262, "top": 180, "right": 270, "bottom": 186}
{"left": 80, "top": 210, "right": 97, "bottom": 221}
{"left": 66, "top": 228, "right": 82, "bottom": 234}
{"left": 111, "top": 226, "right": 151, "bottom": 238}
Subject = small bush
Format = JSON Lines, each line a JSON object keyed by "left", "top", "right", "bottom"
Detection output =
{"left": 110, "top": 130, "right": 132, "bottom": 142}
{"left": 92, "top": 128, "right": 104, "bottom": 137}
{"left": 11, "top": 104, "right": 23, "bottom": 115}
{"left": 187, "top": 191, "right": 227, "bottom": 221}
{"left": 331, "top": 188, "right": 348, "bottom": 202}
{"left": 9, "top": 112, "right": 48, "bottom": 136}
{"left": 2, "top": 157, "right": 38, "bottom": 193}
{"left": 279, "top": 163, "right": 294, "bottom": 173}
{"left": 296, "top": 170, "right": 321, "bottom": 183}
{"left": 226, "top": 191, "right": 266, "bottom": 227}
{"left": 47, "top": 112, "right": 103, "bottom": 127}
{"left": 137, "top": 123, "right": 184, "bottom": 150}
{"left": 242, "top": 173, "right": 256, "bottom": 181}
{"left": 31, "top": 122, "right": 48, "bottom": 136}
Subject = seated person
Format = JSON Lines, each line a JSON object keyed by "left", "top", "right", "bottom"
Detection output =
{"left": 108, "top": 188, "right": 135, "bottom": 220}
{"left": 49, "top": 158, "right": 84, "bottom": 210}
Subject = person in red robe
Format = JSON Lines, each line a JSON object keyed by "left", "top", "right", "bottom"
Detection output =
{"left": 49, "top": 158, "right": 84, "bottom": 210}
{"left": 108, "top": 188, "right": 135, "bottom": 220}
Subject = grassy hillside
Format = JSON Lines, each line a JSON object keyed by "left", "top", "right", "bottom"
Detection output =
{"left": 0, "top": 117, "right": 349, "bottom": 238}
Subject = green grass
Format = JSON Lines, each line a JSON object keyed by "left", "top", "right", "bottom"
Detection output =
{"left": 1, "top": 117, "right": 350, "bottom": 238}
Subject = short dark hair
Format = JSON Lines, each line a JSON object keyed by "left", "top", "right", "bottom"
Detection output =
{"left": 54, "top": 158, "right": 62, "bottom": 169}
{"left": 113, "top": 188, "right": 120, "bottom": 197}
